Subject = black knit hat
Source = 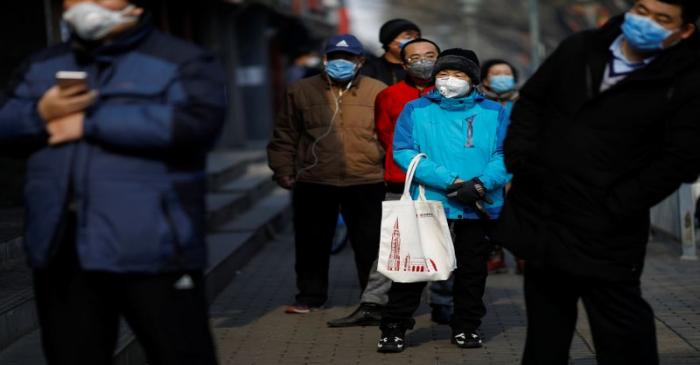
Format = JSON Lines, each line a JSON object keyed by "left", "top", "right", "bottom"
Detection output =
{"left": 379, "top": 19, "right": 421, "bottom": 46}
{"left": 432, "top": 48, "right": 481, "bottom": 85}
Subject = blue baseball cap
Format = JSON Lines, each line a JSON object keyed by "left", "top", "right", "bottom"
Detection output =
{"left": 324, "top": 34, "right": 364, "bottom": 55}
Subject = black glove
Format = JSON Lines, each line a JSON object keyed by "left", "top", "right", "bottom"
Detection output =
{"left": 446, "top": 178, "right": 493, "bottom": 206}
{"left": 473, "top": 200, "right": 491, "bottom": 220}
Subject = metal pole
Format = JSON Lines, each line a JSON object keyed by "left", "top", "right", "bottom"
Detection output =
{"left": 528, "top": 0, "right": 542, "bottom": 72}
{"left": 679, "top": 184, "right": 697, "bottom": 260}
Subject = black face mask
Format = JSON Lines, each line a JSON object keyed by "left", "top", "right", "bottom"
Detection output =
{"left": 406, "top": 60, "right": 435, "bottom": 81}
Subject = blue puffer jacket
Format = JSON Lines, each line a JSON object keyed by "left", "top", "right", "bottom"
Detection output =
{"left": 0, "top": 18, "right": 226, "bottom": 272}
{"left": 393, "top": 89, "right": 510, "bottom": 220}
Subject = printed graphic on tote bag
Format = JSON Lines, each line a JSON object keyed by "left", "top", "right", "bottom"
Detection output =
{"left": 387, "top": 219, "right": 438, "bottom": 273}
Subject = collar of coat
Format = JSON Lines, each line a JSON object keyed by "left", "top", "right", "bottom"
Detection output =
{"left": 321, "top": 72, "right": 365, "bottom": 91}
{"left": 425, "top": 89, "right": 484, "bottom": 111}
{"left": 71, "top": 12, "right": 155, "bottom": 64}
{"left": 586, "top": 14, "right": 700, "bottom": 86}
{"left": 477, "top": 84, "right": 519, "bottom": 103}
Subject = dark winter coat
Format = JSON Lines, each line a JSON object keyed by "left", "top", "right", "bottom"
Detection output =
{"left": 360, "top": 55, "right": 406, "bottom": 86}
{"left": 0, "top": 17, "right": 226, "bottom": 272}
{"left": 499, "top": 15, "right": 700, "bottom": 281}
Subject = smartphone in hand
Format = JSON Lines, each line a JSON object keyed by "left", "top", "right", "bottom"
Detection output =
{"left": 55, "top": 71, "right": 87, "bottom": 89}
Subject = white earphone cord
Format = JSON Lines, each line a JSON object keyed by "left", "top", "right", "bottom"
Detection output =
{"left": 295, "top": 80, "right": 353, "bottom": 180}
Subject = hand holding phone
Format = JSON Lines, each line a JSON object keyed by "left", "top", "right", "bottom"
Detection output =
{"left": 55, "top": 71, "right": 88, "bottom": 89}
{"left": 37, "top": 71, "right": 97, "bottom": 121}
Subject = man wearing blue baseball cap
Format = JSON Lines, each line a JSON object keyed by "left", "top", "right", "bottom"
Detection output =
{"left": 268, "top": 34, "right": 388, "bottom": 314}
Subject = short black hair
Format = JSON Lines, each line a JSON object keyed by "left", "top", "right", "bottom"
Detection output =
{"left": 400, "top": 38, "right": 441, "bottom": 64}
{"left": 379, "top": 19, "right": 421, "bottom": 49}
{"left": 480, "top": 59, "right": 519, "bottom": 83}
{"left": 656, "top": 0, "right": 700, "bottom": 24}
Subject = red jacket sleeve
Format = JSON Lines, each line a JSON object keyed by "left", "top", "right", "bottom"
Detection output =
{"left": 374, "top": 90, "right": 394, "bottom": 151}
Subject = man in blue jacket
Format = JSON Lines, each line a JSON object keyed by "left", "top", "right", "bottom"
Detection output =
{"left": 377, "top": 49, "right": 510, "bottom": 353}
{"left": 0, "top": 1, "right": 225, "bottom": 364}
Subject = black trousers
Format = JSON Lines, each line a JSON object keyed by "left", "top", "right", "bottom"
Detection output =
{"left": 292, "top": 182, "right": 385, "bottom": 306}
{"left": 382, "top": 220, "right": 493, "bottom": 332}
{"left": 33, "top": 213, "right": 218, "bottom": 365}
{"left": 522, "top": 265, "right": 658, "bottom": 365}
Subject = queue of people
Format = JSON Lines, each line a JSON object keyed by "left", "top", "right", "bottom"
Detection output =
{"left": 1, "top": 0, "right": 699, "bottom": 364}
{"left": 269, "top": 0, "right": 700, "bottom": 363}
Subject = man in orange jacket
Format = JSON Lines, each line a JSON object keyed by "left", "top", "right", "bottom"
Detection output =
{"left": 327, "top": 38, "right": 454, "bottom": 327}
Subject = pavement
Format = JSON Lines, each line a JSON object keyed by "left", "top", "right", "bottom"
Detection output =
{"left": 211, "top": 228, "right": 700, "bottom": 365}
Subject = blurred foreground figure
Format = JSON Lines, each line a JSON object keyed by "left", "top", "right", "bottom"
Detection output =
{"left": 0, "top": 1, "right": 225, "bottom": 364}
{"left": 500, "top": 1, "right": 700, "bottom": 364}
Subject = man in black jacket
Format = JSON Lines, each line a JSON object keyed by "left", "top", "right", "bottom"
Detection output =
{"left": 500, "top": 1, "right": 700, "bottom": 364}
{"left": 360, "top": 19, "right": 420, "bottom": 85}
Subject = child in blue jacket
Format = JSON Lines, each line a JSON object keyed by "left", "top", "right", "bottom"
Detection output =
{"left": 377, "top": 48, "right": 510, "bottom": 352}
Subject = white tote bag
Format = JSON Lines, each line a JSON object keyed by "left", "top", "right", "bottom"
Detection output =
{"left": 377, "top": 154, "right": 457, "bottom": 283}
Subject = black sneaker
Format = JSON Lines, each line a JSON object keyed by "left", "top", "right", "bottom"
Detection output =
{"left": 377, "top": 323, "right": 407, "bottom": 353}
{"left": 452, "top": 331, "right": 483, "bottom": 348}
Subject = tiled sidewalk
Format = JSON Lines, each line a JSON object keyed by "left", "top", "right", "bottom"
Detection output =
{"left": 211, "top": 229, "right": 700, "bottom": 365}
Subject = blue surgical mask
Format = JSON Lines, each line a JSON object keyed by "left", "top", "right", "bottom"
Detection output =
{"left": 398, "top": 38, "right": 415, "bottom": 48}
{"left": 325, "top": 59, "right": 357, "bottom": 82}
{"left": 621, "top": 12, "right": 676, "bottom": 52}
{"left": 489, "top": 75, "right": 515, "bottom": 94}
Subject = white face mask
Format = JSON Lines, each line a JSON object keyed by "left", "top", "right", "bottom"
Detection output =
{"left": 435, "top": 76, "right": 471, "bottom": 98}
{"left": 63, "top": 3, "right": 137, "bottom": 41}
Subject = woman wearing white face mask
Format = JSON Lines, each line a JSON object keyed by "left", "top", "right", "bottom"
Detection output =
{"left": 377, "top": 49, "right": 511, "bottom": 353}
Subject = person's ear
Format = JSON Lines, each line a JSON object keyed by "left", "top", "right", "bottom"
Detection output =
{"left": 131, "top": 7, "right": 144, "bottom": 17}
{"left": 680, "top": 23, "right": 696, "bottom": 40}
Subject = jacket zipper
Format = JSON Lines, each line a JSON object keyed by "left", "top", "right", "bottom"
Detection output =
{"left": 79, "top": 64, "right": 100, "bottom": 228}
{"left": 465, "top": 117, "right": 475, "bottom": 148}
{"left": 585, "top": 65, "right": 594, "bottom": 99}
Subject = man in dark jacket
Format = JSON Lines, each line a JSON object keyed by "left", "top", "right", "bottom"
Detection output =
{"left": 0, "top": 1, "right": 225, "bottom": 364}
{"left": 360, "top": 19, "right": 421, "bottom": 86}
{"left": 500, "top": 1, "right": 700, "bottom": 364}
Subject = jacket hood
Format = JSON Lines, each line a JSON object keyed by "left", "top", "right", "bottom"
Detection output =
{"left": 477, "top": 84, "right": 519, "bottom": 103}
{"left": 425, "top": 89, "right": 484, "bottom": 111}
